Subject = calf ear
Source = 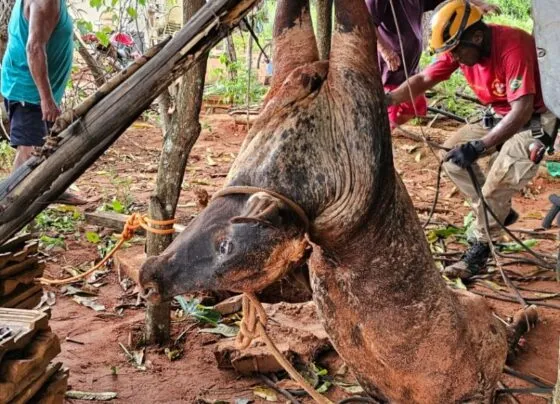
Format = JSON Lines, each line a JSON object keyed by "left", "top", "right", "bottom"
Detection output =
{"left": 230, "top": 192, "right": 284, "bottom": 228}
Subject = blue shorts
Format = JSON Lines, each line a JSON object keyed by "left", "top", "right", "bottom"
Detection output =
{"left": 4, "top": 99, "right": 49, "bottom": 147}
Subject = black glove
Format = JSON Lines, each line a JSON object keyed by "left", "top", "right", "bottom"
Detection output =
{"left": 445, "top": 140, "right": 486, "bottom": 169}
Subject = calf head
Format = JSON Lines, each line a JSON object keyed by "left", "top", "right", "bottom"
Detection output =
{"left": 139, "top": 192, "right": 308, "bottom": 302}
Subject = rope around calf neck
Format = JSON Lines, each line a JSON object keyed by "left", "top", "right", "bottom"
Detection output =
{"left": 237, "top": 293, "right": 334, "bottom": 404}
{"left": 37, "top": 213, "right": 176, "bottom": 285}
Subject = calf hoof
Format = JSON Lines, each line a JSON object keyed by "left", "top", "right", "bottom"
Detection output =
{"left": 506, "top": 305, "right": 538, "bottom": 363}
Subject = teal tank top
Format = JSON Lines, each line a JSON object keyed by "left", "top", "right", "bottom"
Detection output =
{"left": 1, "top": 0, "right": 73, "bottom": 105}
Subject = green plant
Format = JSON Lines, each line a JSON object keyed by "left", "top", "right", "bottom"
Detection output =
{"left": 204, "top": 54, "right": 267, "bottom": 105}
{"left": 39, "top": 234, "right": 66, "bottom": 250}
{"left": 34, "top": 207, "right": 83, "bottom": 233}
{"left": 0, "top": 142, "right": 14, "bottom": 174}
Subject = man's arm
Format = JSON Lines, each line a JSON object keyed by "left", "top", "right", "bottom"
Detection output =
{"left": 481, "top": 94, "right": 534, "bottom": 149}
{"left": 386, "top": 71, "right": 441, "bottom": 105}
{"left": 26, "top": 0, "right": 60, "bottom": 122}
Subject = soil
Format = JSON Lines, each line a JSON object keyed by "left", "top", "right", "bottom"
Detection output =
{"left": 29, "top": 112, "right": 559, "bottom": 403}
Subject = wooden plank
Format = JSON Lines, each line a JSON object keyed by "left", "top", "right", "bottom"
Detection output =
{"left": 0, "top": 330, "right": 60, "bottom": 402}
{"left": 0, "top": 0, "right": 261, "bottom": 245}
{"left": 0, "top": 258, "right": 42, "bottom": 279}
{"left": 0, "top": 234, "right": 32, "bottom": 254}
{"left": 0, "top": 308, "right": 49, "bottom": 364}
{"left": 9, "top": 362, "right": 62, "bottom": 404}
{"left": 0, "top": 284, "right": 42, "bottom": 308}
{"left": 13, "top": 291, "right": 43, "bottom": 310}
{"left": 33, "top": 367, "right": 69, "bottom": 404}
{"left": 0, "top": 266, "right": 44, "bottom": 296}
{"left": 0, "top": 242, "right": 39, "bottom": 271}
{"left": 85, "top": 211, "right": 185, "bottom": 234}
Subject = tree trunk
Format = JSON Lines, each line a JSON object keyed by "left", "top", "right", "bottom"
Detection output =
{"left": 226, "top": 34, "right": 237, "bottom": 80}
{"left": 156, "top": 89, "right": 173, "bottom": 136}
{"left": 316, "top": 0, "right": 333, "bottom": 60}
{"left": 144, "top": 0, "right": 209, "bottom": 345}
{"left": 74, "top": 31, "right": 106, "bottom": 88}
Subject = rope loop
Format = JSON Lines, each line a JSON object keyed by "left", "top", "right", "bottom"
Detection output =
{"left": 37, "top": 213, "right": 176, "bottom": 285}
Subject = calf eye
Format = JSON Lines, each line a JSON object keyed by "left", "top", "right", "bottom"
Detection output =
{"left": 218, "top": 239, "right": 233, "bottom": 255}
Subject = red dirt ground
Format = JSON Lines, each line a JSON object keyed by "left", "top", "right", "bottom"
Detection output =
{"left": 33, "top": 112, "right": 559, "bottom": 403}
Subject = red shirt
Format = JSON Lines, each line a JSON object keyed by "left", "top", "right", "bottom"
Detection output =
{"left": 424, "top": 25, "right": 545, "bottom": 116}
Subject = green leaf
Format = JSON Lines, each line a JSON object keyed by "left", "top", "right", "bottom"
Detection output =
{"left": 310, "top": 362, "right": 328, "bottom": 377}
{"left": 175, "top": 297, "right": 221, "bottom": 325}
{"left": 137, "top": 0, "right": 146, "bottom": 5}
{"left": 253, "top": 386, "right": 277, "bottom": 402}
{"left": 126, "top": 6, "right": 137, "bottom": 19}
{"left": 498, "top": 239, "right": 538, "bottom": 253}
{"left": 86, "top": 231, "right": 101, "bottom": 244}
{"left": 316, "top": 381, "right": 331, "bottom": 393}
{"left": 95, "top": 31, "right": 110, "bottom": 47}
{"left": 111, "top": 199, "right": 125, "bottom": 213}
{"left": 89, "top": 0, "right": 103, "bottom": 9}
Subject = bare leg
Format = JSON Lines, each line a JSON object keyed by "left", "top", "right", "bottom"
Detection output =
{"left": 12, "top": 146, "right": 34, "bottom": 170}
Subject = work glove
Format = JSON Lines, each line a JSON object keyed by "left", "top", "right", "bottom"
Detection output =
{"left": 445, "top": 140, "right": 486, "bottom": 169}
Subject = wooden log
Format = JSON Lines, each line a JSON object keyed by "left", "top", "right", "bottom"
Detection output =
{"left": 0, "top": 0, "right": 261, "bottom": 245}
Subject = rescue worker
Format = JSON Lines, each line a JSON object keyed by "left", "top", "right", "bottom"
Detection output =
{"left": 366, "top": 0, "right": 499, "bottom": 129}
{"left": 1, "top": 0, "right": 85, "bottom": 204}
{"left": 386, "top": 0, "right": 557, "bottom": 279}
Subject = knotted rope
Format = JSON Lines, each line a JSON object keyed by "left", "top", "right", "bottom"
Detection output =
{"left": 237, "top": 293, "right": 334, "bottom": 404}
{"left": 37, "top": 213, "right": 175, "bottom": 285}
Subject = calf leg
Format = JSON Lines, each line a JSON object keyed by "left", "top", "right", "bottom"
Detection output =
{"left": 329, "top": 0, "right": 379, "bottom": 79}
{"left": 267, "top": 0, "right": 318, "bottom": 101}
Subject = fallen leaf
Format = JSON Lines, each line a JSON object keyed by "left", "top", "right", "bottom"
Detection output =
{"left": 72, "top": 295, "right": 105, "bottom": 312}
{"left": 415, "top": 151, "right": 423, "bottom": 162}
{"left": 206, "top": 156, "right": 217, "bottom": 166}
{"left": 316, "top": 381, "right": 331, "bottom": 393}
{"left": 199, "top": 324, "right": 239, "bottom": 338}
{"left": 164, "top": 347, "right": 183, "bottom": 361}
{"left": 65, "top": 391, "right": 117, "bottom": 400}
{"left": 480, "top": 280, "right": 503, "bottom": 292}
{"left": 401, "top": 144, "right": 419, "bottom": 154}
{"left": 253, "top": 386, "right": 277, "bottom": 402}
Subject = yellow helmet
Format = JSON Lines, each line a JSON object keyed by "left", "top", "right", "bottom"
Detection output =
{"left": 429, "top": 0, "right": 483, "bottom": 54}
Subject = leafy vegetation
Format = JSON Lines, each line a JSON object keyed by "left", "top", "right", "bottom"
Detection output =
{"left": 204, "top": 54, "right": 267, "bottom": 105}
{"left": 0, "top": 141, "right": 14, "bottom": 174}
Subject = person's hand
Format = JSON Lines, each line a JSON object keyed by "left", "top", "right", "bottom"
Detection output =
{"left": 40, "top": 96, "right": 61, "bottom": 122}
{"left": 379, "top": 47, "right": 401, "bottom": 72}
{"left": 445, "top": 140, "right": 486, "bottom": 169}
